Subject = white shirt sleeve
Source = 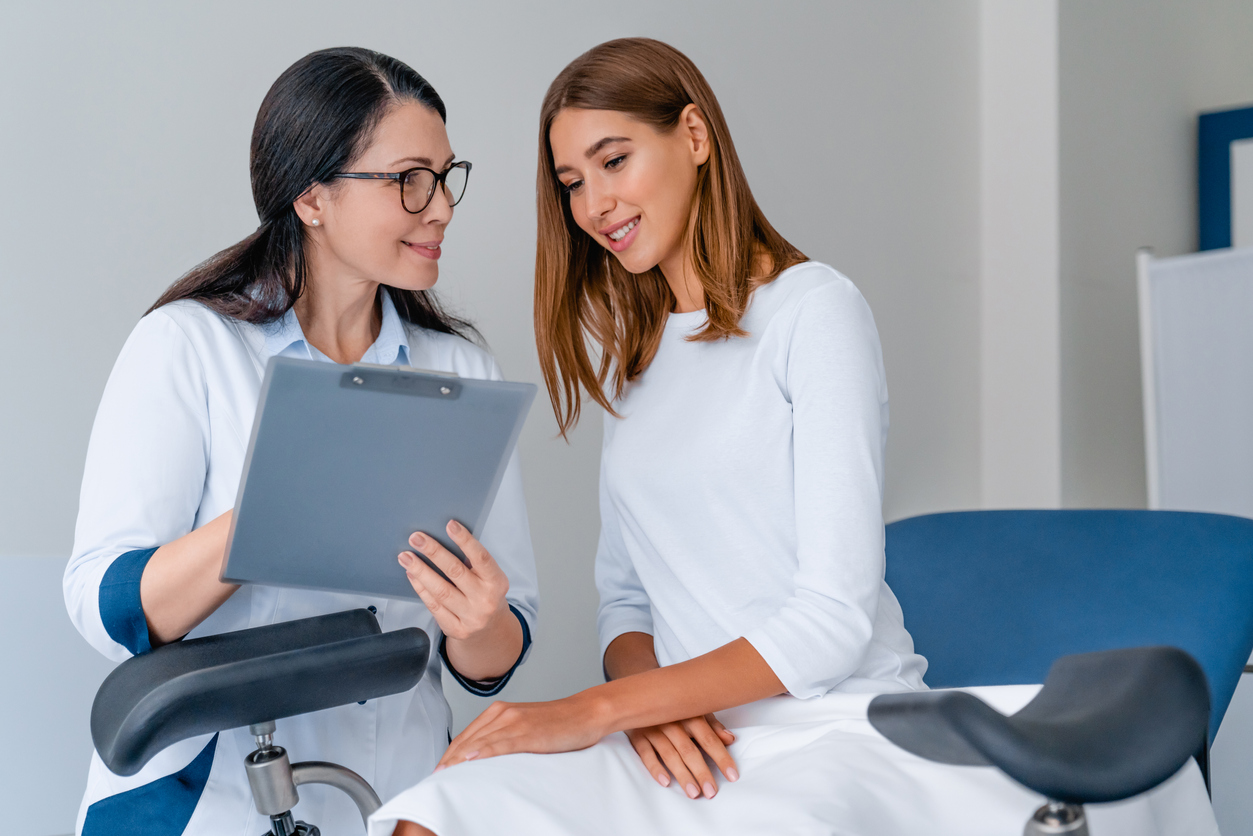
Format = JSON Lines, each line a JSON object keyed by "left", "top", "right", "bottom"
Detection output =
{"left": 595, "top": 415, "right": 655, "bottom": 668}
{"left": 64, "top": 311, "right": 212, "bottom": 661}
{"left": 742, "top": 280, "right": 889, "bottom": 698}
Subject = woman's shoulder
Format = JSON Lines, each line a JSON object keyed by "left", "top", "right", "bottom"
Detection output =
{"left": 404, "top": 325, "right": 501, "bottom": 381}
{"left": 136, "top": 299, "right": 251, "bottom": 347}
{"left": 750, "top": 261, "right": 871, "bottom": 331}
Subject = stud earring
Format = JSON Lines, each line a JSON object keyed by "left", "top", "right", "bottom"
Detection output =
{"left": 311, "top": 219, "right": 320, "bottom": 226}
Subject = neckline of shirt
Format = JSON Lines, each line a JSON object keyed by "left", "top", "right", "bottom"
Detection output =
{"left": 665, "top": 307, "right": 708, "bottom": 335}
{"left": 260, "top": 287, "right": 410, "bottom": 367}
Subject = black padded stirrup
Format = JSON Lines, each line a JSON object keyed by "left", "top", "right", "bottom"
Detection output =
{"left": 92, "top": 609, "right": 430, "bottom": 776}
{"left": 867, "top": 646, "right": 1210, "bottom": 804}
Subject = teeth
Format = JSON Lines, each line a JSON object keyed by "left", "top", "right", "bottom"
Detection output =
{"left": 608, "top": 218, "right": 638, "bottom": 241}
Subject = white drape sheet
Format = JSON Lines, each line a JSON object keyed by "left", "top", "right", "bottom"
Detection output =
{"left": 368, "top": 685, "right": 1217, "bottom": 836}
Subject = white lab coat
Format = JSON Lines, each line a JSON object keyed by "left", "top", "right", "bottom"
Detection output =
{"left": 64, "top": 292, "right": 539, "bottom": 836}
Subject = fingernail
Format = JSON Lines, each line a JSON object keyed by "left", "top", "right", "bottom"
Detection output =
{"left": 658, "top": 773, "right": 670, "bottom": 787}
{"left": 702, "top": 782, "right": 716, "bottom": 799}
{"left": 448, "top": 520, "right": 464, "bottom": 534}
{"left": 726, "top": 767, "right": 739, "bottom": 782}
{"left": 685, "top": 783, "right": 699, "bottom": 799}
{"left": 464, "top": 751, "right": 479, "bottom": 761}
{"left": 411, "top": 533, "right": 427, "bottom": 548}
{"left": 433, "top": 764, "right": 445, "bottom": 773}
{"left": 398, "top": 552, "right": 412, "bottom": 566}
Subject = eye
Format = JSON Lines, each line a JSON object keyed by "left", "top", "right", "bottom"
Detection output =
{"left": 605, "top": 154, "right": 627, "bottom": 170}
{"left": 561, "top": 179, "right": 584, "bottom": 196}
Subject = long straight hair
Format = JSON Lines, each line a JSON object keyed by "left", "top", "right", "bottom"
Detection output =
{"left": 534, "top": 38, "right": 806, "bottom": 435}
{"left": 150, "top": 47, "right": 474, "bottom": 339}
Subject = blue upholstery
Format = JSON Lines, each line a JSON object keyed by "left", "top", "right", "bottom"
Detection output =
{"left": 884, "top": 510, "right": 1253, "bottom": 742}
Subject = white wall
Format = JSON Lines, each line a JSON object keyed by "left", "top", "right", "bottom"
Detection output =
{"left": 0, "top": 2, "right": 982, "bottom": 831}
{"left": 979, "top": 0, "right": 1061, "bottom": 508}
{"left": 1058, "top": 0, "right": 1253, "bottom": 507}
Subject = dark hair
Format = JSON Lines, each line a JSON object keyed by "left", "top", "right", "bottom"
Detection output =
{"left": 150, "top": 47, "right": 475, "bottom": 339}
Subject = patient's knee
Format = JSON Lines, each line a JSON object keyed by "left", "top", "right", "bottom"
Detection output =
{"left": 393, "top": 821, "right": 437, "bottom": 836}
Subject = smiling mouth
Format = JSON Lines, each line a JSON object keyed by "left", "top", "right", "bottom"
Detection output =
{"left": 605, "top": 217, "right": 639, "bottom": 241}
{"left": 404, "top": 240, "right": 442, "bottom": 259}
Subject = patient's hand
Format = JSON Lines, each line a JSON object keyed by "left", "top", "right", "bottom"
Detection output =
{"left": 627, "top": 714, "right": 738, "bottom": 800}
{"left": 437, "top": 696, "right": 609, "bottom": 770}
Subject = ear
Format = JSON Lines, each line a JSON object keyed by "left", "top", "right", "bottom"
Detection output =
{"left": 679, "top": 104, "right": 711, "bottom": 166}
{"left": 292, "top": 183, "right": 330, "bottom": 228}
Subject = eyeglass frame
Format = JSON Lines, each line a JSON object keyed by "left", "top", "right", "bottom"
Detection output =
{"left": 331, "top": 161, "right": 473, "bottom": 214}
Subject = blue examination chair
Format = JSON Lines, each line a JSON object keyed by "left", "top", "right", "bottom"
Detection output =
{"left": 873, "top": 509, "right": 1253, "bottom": 834}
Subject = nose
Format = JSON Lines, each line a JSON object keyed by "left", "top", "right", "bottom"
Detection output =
{"left": 582, "top": 180, "right": 615, "bottom": 226}
{"left": 421, "top": 182, "right": 455, "bottom": 225}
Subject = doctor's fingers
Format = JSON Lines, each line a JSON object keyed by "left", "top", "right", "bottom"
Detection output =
{"left": 399, "top": 559, "right": 466, "bottom": 632}
{"left": 681, "top": 716, "right": 739, "bottom": 784}
{"left": 444, "top": 521, "right": 509, "bottom": 585}
{"left": 408, "top": 532, "right": 482, "bottom": 590}
{"left": 399, "top": 552, "right": 472, "bottom": 617}
{"left": 659, "top": 722, "right": 721, "bottom": 799}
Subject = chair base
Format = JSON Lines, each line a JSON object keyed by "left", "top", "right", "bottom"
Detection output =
{"left": 1024, "top": 801, "right": 1088, "bottom": 836}
{"left": 262, "top": 811, "right": 319, "bottom": 836}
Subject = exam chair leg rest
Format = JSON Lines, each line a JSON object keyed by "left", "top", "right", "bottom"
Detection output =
{"left": 1024, "top": 801, "right": 1088, "bottom": 836}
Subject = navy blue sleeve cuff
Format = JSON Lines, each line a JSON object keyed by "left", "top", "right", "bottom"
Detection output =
{"left": 439, "top": 604, "right": 532, "bottom": 697}
{"left": 99, "top": 548, "right": 158, "bottom": 656}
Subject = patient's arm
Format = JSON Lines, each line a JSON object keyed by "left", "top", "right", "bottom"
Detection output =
{"left": 606, "top": 632, "right": 740, "bottom": 799}
{"left": 435, "top": 635, "right": 784, "bottom": 784}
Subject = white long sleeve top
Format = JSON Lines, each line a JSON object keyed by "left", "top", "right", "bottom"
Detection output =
{"left": 64, "top": 290, "right": 539, "bottom": 836}
{"left": 595, "top": 261, "right": 927, "bottom": 699}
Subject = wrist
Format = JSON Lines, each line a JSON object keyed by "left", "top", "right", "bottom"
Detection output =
{"left": 572, "top": 683, "right": 621, "bottom": 738}
{"left": 445, "top": 603, "right": 522, "bottom": 681}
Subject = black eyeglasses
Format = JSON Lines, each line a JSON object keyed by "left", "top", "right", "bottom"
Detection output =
{"left": 332, "top": 161, "right": 472, "bottom": 214}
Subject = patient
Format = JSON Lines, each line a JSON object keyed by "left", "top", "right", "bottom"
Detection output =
{"left": 374, "top": 38, "right": 1209, "bottom": 835}
{"left": 373, "top": 36, "right": 927, "bottom": 834}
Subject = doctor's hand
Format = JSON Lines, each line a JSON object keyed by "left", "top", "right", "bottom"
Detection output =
{"left": 399, "top": 520, "right": 522, "bottom": 682}
{"left": 626, "top": 715, "right": 738, "bottom": 799}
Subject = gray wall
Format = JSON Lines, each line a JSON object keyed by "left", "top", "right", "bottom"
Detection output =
{"left": 1058, "top": 0, "right": 1253, "bottom": 507}
{"left": 0, "top": 2, "right": 980, "bottom": 831}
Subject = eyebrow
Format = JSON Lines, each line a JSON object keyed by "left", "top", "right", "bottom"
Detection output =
{"left": 390, "top": 153, "right": 457, "bottom": 169}
{"left": 553, "top": 136, "right": 632, "bottom": 176}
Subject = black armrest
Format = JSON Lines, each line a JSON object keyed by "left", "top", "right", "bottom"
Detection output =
{"left": 868, "top": 646, "right": 1209, "bottom": 804}
{"left": 92, "top": 609, "right": 429, "bottom": 776}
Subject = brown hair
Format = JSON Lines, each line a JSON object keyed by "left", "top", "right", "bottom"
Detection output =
{"left": 535, "top": 37, "right": 806, "bottom": 435}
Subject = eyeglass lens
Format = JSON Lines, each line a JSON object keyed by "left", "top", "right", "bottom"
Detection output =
{"left": 402, "top": 164, "right": 469, "bottom": 213}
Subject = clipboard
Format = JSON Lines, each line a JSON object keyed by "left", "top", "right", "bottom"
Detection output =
{"left": 221, "top": 356, "right": 536, "bottom": 600}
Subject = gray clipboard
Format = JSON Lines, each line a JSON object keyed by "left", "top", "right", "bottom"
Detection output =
{"left": 221, "top": 356, "right": 536, "bottom": 600}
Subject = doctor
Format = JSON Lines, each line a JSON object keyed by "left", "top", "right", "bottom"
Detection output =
{"left": 63, "top": 47, "right": 539, "bottom": 836}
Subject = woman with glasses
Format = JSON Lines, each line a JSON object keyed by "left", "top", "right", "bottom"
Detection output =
{"left": 64, "top": 47, "right": 538, "bottom": 836}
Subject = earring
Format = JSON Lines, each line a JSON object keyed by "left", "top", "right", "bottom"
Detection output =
{"left": 311, "top": 219, "right": 320, "bottom": 226}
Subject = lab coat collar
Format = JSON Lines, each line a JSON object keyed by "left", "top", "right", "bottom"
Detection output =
{"left": 259, "top": 288, "right": 411, "bottom": 367}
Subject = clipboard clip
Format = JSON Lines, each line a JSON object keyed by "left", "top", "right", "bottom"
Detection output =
{"left": 340, "top": 368, "right": 461, "bottom": 399}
